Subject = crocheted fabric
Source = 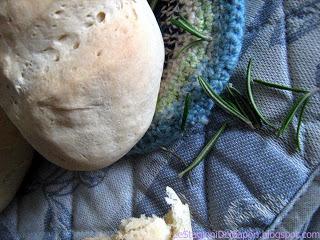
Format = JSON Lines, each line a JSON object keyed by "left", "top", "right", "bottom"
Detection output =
{"left": 132, "top": 0, "right": 245, "bottom": 153}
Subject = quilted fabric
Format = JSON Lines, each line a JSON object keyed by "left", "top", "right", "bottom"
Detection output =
{"left": 0, "top": 0, "right": 320, "bottom": 240}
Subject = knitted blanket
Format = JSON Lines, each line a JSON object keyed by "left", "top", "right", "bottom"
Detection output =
{"left": 133, "top": 0, "right": 245, "bottom": 153}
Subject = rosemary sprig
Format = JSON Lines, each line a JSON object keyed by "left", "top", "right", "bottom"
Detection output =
{"left": 222, "top": 95, "right": 241, "bottom": 111}
{"left": 148, "top": 0, "right": 158, "bottom": 11}
{"left": 227, "top": 84, "right": 261, "bottom": 128}
{"left": 246, "top": 59, "right": 277, "bottom": 129}
{"left": 277, "top": 90, "right": 316, "bottom": 137}
{"left": 295, "top": 97, "right": 310, "bottom": 151}
{"left": 181, "top": 94, "right": 191, "bottom": 131}
{"left": 174, "top": 39, "right": 204, "bottom": 59}
{"left": 226, "top": 85, "right": 248, "bottom": 116}
{"left": 253, "top": 79, "right": 309, "bottom": 94}
{"left": 170, "top": 16, "right": 212, "bottom": 41}
{"left": 179, "top": 123, "right": 227, "bottom": 178}
{"left": 198, "top": 76, "right": 254, "bottom": 128}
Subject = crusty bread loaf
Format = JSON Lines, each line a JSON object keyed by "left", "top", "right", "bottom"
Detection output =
{"left": 0, "top": 0, "right": 164, "bottom": 170}
{"left": 84, "top": 187, "right": 193, "bottom": 240}
{"left": 0, "top": 108, "right": 33, "bottom": 212}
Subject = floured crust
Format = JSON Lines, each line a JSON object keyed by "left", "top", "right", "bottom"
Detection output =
{"left": 0, "top": 0, "right": 164, "bottom": 170}
{"left": 0, "top": 108, "right": 33, "bottom": 212}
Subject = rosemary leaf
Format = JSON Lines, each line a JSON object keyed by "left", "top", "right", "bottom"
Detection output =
{"left": 179, "top": 123, "right": 227, "bottom": 178}
{"left": 253, "top": 79, "right": 309, "bottom": 94}
{"left": 277, "top": 92, "right": 313, "bottom": 137}
{"left": 148, "top": 0, "right": 158, "bottom": 10}
{"left": 198, "top": 76, "right": 254, "bottom": 128}
{"left": 170, "top": 17, "right": 212, "bottom": 41}
{"left": 181, "top": 94, "right": 191, "bottom": 131}
{"left": 246, "top": 59, "right": 277, "bottom": 129}
{"left": 226, "top": 85, "right": 247, "bottom": 115}
{"left": 295, "top": 97, "right": 310, "bottom": 151}
{"left": 222, "top": 94, "right": 240, "bottom": 111}
{"left": 174, "top": 39, "right": 204, "bottom": 59}
{"left": 227, "top": 84, "right": 262, "bottom": 129}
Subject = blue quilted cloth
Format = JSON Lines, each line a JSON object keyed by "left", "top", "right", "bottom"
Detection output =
{"left": 1, "top": 0, "right": 320, "bottom": 239}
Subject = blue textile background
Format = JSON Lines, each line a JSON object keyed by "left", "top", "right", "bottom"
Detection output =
{"left": 0, "top": 0, "right": 319, "bottom": 240}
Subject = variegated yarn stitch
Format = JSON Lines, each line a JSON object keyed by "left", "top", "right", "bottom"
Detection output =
{"left": 132, "top": 0, "right": 245, "bottom": 153}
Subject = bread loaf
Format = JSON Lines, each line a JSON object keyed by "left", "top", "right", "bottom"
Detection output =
{"left": 0, "top": 0, "right": 164, "bottom": 170}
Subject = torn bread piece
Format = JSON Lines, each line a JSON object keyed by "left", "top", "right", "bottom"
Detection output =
{"left": 164, "top": 187, "right": 193, "bottom": 240}
{"left": 85, "top": 187, "right": 193, "bottom": 240}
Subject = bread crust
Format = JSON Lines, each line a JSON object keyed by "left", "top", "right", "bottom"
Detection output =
{"left": 0, "top": 0, "right": 164, "bottom": 170}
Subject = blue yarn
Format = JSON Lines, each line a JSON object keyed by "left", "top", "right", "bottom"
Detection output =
{"left": 131, "top": 0, "right": 245, "bottom": 154}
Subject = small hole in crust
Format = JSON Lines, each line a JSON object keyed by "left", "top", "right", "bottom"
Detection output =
{"left": 96, "top": 12, "right": 106, "bottom": 23}
{"left": 58, "top": 34, "right": 68, "bottom": 41}
{"left": 55, "top": 10, "right": 64, "bottom": 15}
{"left": 43, "top": 47, "right": 60, "bottom": 62}
{"left": 97, "top": 50, "right": 103, "bottom": 56}
{"left": 73, "top": 41, "right": 80, "bottom": 49}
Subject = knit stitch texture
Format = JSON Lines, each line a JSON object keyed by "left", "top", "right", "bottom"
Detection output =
{"left": 132, "top": 0, "right": 245, "bottom": 153}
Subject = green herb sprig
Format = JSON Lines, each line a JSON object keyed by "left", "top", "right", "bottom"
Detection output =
{"left": 177, "top": 61, "right": 318, "bottom": 177}
{"left": 247, "top": 60, "right": 318, "bottom": 150}
{"left": 226, "top": 84, "right": 261, "bottom": 128}
{"left": 179, "top": 123, "right": 227, "bottom": 178}
{"left": 253, "top": 79, "right": 309, "bottom": 94}
{"left": 170, "top": 16, "right": 212, "bottom": 41}
{"left": 181, "top": 94, "right": 191, "bottom": 131}
{"left": 171, "top": 16, "right": 318, "bottom": 175}
{"left": 246, "top": 59, "right": 277, "bottom": 129}
{"left": 170, "top": 16, "right": 212, "bottom": 58}
{"left": 147, "top": 0, "right": 159, "bottom": 11}
{"left": 198, "top": 76, "right": 254, "bottom": 128}
{"left": 197, "top": 59, "right": 319, "bottom": 153}
{"left": 277, "top": 92, "right": 312, "bottom": 137}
